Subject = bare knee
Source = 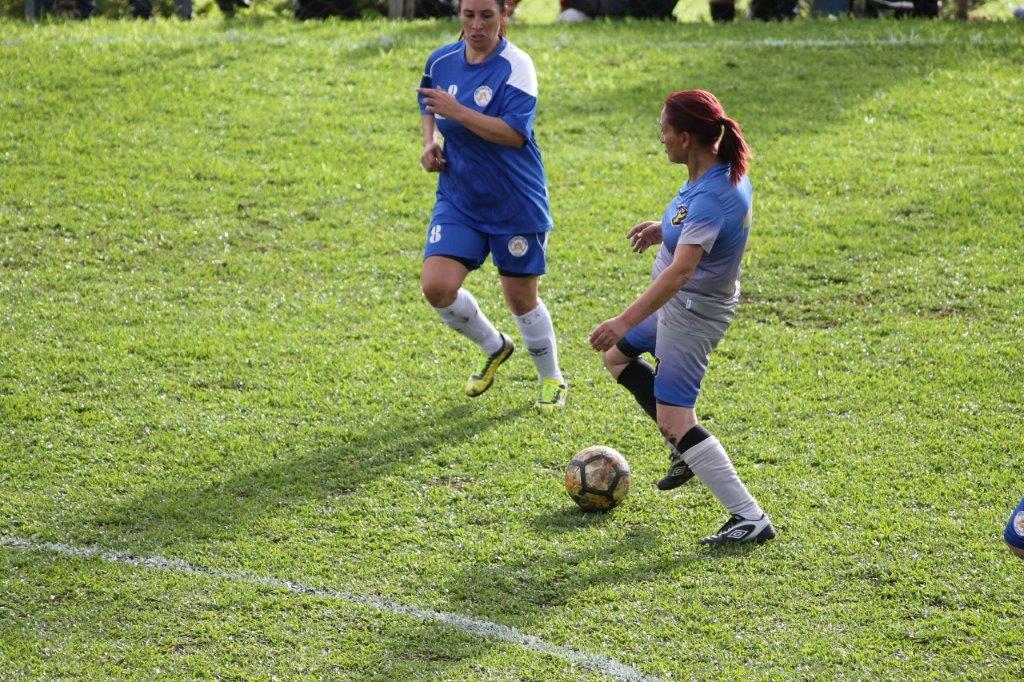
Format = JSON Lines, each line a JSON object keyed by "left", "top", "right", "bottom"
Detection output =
{"left": 420, "top": 277, "right": 459, "bottom": 308}
{"left": 500, "top": 276, "right": 539, "bottom": 316}
{"left": 504, "top": 291, "right": 537, "bottom": 316}
{"left": 603, "top": 348, "right": 630, "bottom": 378}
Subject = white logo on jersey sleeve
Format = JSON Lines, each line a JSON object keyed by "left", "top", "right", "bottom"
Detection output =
{"left": 429, "top": 225, "right": 443, "bottom": 244}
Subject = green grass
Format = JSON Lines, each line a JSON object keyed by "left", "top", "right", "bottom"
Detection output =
{"left": 2, "top": 16, "right": 1024, "bottom": 680}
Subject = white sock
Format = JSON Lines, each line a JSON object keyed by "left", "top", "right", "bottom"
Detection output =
{"left": 513, "top": 299, "right": 563, "bottom": 383}
{"left": 678, "top": 436, "right": 763, "bottom": 520}
{"left": 433, "top": 289, "right": 504, "bottom": 355}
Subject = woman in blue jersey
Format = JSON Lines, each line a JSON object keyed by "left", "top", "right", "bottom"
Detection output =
{"left": 589, "top": 90, "right": 774, "bottom": 545}
{"left": 416, "top": 0, "right": 567, "bottom": 412}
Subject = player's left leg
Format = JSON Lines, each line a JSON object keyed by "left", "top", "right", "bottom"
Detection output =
{"left": 492, "top": 232, "right": 566, "bottom": 411}
{"left": 500, "top": 274, "right": 567, "bottom": 411}
{"left": 654, "top": 312, "right": 773, "bottom": 545}
{"left": 658, "top": 404, "right": 773, "bottom": 544}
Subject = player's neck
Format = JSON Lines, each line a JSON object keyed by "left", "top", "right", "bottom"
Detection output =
{"left": 465, "top": 37, "right": 500, "bottom": 64}
{"left": 685, "top": 150, "right": 718, "bottom": 184}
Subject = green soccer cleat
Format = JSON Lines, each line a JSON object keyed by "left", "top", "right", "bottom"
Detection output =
{"left": 535, "top": 377, "right": 568, "bottom": 412}
{"left": 465, "top": 333, "right": 515, "bottom": 397}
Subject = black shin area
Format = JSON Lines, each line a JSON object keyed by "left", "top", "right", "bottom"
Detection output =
{"left": 675, "top": 424, "right": 713, "bottom": 459}
{"left": 616, "top": 359, "right": 657, "bottom": 422}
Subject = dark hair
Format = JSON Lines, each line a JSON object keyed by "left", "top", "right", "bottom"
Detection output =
{"left": 458, "top": 0, "right": 510, "bottom": 38}
{"left": 663, "top": 90, "right": 750, "bottom": 185}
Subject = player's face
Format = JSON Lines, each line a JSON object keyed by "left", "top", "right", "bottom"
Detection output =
{"left": 460, "top": 0, "right": 502, "bottom": 54}
{"left": 659, "top": 107, "right": 688, "bottom": 164}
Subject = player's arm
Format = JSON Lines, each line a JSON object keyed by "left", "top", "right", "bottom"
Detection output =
{"left": 417, "top": 87, "right": 526, "bottom": 147}
{"left": 421, "top": 114, "right": 445, "bottom": 172}
{"left": 588, "top": 244, "right": 703, "bottom": 352}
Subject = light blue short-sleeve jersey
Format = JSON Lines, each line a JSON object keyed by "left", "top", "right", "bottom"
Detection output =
{"left": 419, "top": 38, "right": 553, "bottom": 235}
{"left": 652, "top": 163, "right": 753, "bottom": 301}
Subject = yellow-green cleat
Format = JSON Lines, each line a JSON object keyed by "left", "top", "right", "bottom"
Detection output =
{"left": 536, "top": 377, "right": 568, "bottom": 412}
{"left": 465, "top": 333, "right": 515, "bottom": 397}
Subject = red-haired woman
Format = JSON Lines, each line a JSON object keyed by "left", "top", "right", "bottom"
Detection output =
{"left": 589, "top": 90, "right": 774, "bottom": 545}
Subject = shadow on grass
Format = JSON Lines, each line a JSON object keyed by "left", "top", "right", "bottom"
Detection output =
{"left": 89, "top": 402, "right": 528, "bottom": 547}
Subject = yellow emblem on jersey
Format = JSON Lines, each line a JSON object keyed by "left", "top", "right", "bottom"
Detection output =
{"left": 670, "top": 204, "right": 688, "bottom": 226}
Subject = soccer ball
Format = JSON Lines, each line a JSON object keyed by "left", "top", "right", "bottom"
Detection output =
{"left": 564, "top": 445, "right": 631, "bottom": 512}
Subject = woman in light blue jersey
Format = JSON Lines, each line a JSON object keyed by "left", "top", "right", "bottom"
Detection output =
{"left": 415, "top": 0, "right": 567, "bottom": 412}
{"left": 589, "top": 90, "right": 774, "bottom": 546}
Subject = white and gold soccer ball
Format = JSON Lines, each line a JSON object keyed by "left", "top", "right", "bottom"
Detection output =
{"left": 564, "top": 445, "right": 631, "bottom": 512}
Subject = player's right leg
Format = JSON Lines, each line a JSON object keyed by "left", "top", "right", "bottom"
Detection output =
{"left": 604, "top": 315, "right": 658, "bottom": 421}
{"left": 421, "top": 221, "right": 512, "bottom": 397}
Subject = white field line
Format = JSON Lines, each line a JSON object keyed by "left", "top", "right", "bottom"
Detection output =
{"left": 1, "top": 535, "right": 658, "bottom": 682}
{"left": 1, "top": 31, "right": 1020, "bottom": 50}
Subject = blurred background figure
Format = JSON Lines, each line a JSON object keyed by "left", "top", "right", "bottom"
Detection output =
{"left": 215, "top": 0, "right": 251, "bottom": 16}
{"left": 862, "top": 0, "right": 938, "bottom": 17}
{"left": 556, "top": 0, "right": 677, "bottom": 21}
{"left": 129, "top": 0, "right": 195, "bottom": 19}
{"left": 293, "top": 0, "right": 357, "bottom": 19}
{"left": 26, "top": 0, "right": 94, "bottom": 19}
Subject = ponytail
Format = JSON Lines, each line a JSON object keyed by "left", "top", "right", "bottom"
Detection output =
{"left": 663, "top": 90, "right": 751, "bottom": 186}
{"left": 717, "top": 116, "right": 750, "bottom": 185}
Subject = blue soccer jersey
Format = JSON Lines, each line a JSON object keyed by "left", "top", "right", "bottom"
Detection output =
{"left": 655, "top": 163, "right": 753, "bottom": 300}
{"left": 419, "top": 38, "right": 553, "bottom": 235}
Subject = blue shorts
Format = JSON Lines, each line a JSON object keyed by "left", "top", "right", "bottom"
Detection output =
{"left": 1005, "top": 496, "right": 1024, "bottom": 549}
{"left": 423, "top": 217, "right": 548, "bottom": 277}
{"left": 617, "top": 297, "right": 734, "bottom": 409}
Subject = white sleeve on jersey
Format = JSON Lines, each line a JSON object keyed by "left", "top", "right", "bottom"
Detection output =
{"left": 501, "top": 43, "right": 538, "bottom": 97}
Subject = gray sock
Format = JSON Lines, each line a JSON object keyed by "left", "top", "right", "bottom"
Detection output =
{"left": 679, "top": 435, "right": 763, "bottom": 520}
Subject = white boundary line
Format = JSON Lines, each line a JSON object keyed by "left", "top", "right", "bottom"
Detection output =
{"left": 1, "top": 535, "right": 658, "bottom": 682}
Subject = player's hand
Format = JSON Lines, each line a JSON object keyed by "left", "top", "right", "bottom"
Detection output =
{"left": 627, "top": 220, "right": 662, "bottom": 253}
{"left": 589, "top": 317, "right": 629, "bottom": 352}
{"left": 418, "top": 87, "right": 463, "bottom": 120}
{"left": 421, "top": 142, "right": 445, "bottom": 172}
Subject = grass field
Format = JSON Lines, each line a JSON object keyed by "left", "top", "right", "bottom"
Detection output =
{"left": 2, "top": 16, "right": 1024, "bottom": 680}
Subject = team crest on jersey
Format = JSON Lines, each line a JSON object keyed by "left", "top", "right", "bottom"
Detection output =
{"left": 508, "top": 235, "right": 529, "bottom": 257}
{"left": 670, "top": 204, "right": 688, "bottom": 226}
{"left": 474, "top": 85, "right": 493, "bottom": 107}
{"left": 1014, "top": 511, "right": 1024, "bottom": 536}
